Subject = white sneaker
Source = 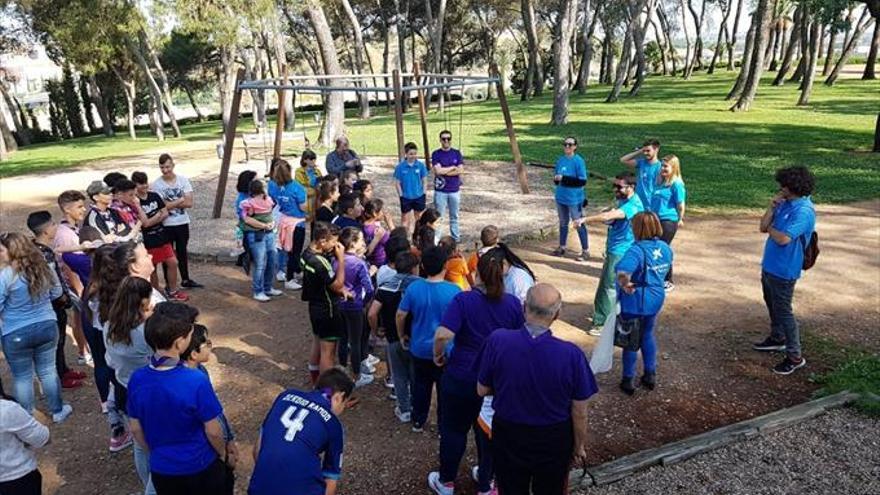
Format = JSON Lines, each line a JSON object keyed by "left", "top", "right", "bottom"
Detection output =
{"left": 284, "top": 279, "right": 302, "bottom": 290}
{"left": 78, "top": 353, "right": 94, "bottom": 366}
{"left": 266, "top": 288, "right": 283, "bottom": 296}
{"left": 366, "top": 354, "right": 380, "bottom": 366}
{"left": 275, "top": 270, "right": 286, "bottom": 282}
{"left": 384, "top": 375, "right": 395, "bottom": 389}
{"left": 360, "top": 361, "right": 376, "bottom": 375}
{"left": 394, "top": 406, "right": 411, "bottom": 423}
{"left": 354, "top": 374, "right": 374, "bottom": 388}
{"left": 472, "top": 466, "right": 480, "bottom": 483}
{"left": 253, "top": 293, "right": 271, "bottom": 302}
{"left": 52, "top": 404, "right": 73, "bottom": 423}
{"left": 427, "top": 471, "right": 454, "bottom": 495}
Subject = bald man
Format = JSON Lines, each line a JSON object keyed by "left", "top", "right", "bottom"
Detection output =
{"left": 325, "top": 136, "right": 362, "bottom": 177}
{"left": 476, "top": 284, "right": 598, "bottom": 495}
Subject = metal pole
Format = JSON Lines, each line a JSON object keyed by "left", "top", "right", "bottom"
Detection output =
{"left": 392, "top": 69, "right": 405, "bottom": 159}
{"left": 213, "top": 69, "right": 247, "bottom": 218}
{"left": 491, "top": 63, "right": 529, "bottom": 194}
{"left": 413, "top": 62, "right": 431, "bottom": 167}
{"left": 273, "top": 65, "right": 288, "bottom": 160}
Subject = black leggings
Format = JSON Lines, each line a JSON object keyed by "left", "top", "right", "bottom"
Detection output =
{"left": 285, "top": 226, "right": 307, "bottom": 280}
{"left": 152, "top": 458, "right": 229, "bottom": 495}
{"left": 163, "top": 224, "right": 191, "bottom": 281}
{"left": 53, "top": 304, "right": 70, "bottom": 377}
{"left": 0, "top": 469, "right": 42, "bottom": 495}
{"left": 337, "top": 309, "right": 366, "bottom": 376}
{"left": 660, "top": 220, "right": 678, "bottom": 283}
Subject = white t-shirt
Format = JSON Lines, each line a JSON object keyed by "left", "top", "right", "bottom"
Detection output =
{"left": 0, "top": 399, "right": 49, "bottom": 483}
{"left": 151, "top": 175, "right": 194, "bottom": 226}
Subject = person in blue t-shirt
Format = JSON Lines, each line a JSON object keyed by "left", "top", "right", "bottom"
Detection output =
{"left": 753, "top": 166, "right": 816, "bottom": 376}
{"left": 576, "top": 172, "right": 644, "bottom": 335}
{"left": 432, "top": 130, "right": 465, "bottom": 242}
{"left": 127, "top": 302, "right": 230, "bottom": 495}
{"left": 396, "top": 246, "right": 460, "bottom": 432}
{"left": 268, "top": 160, "right": 309, "bottom": 290}
{"left": 614, "top": 212, "right": 673, "bottom": 395}
{"left": 393, "top": 142, "right": 430, "bottom": 235}
{"left": 551, "top": 136, "right": 590, "bottom": 261}
{"left": 620, "top": 138, "right": 662, "bottom": 210}
{"left": 248, "top": 368, "right": 355, "bottom": 495}
{"left": 650, "top": 155, "right": 686, "bottom": 292}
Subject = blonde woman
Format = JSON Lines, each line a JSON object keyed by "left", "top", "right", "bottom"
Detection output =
{"left": 650, "top": 155, "right": 686, "bottom": 291}
{"left": 0, "top": 232, "right": 72, "bottom": 422}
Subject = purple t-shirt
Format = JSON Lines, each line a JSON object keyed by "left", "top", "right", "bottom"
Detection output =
{"left": 441, "top": 290, "right": 524, "bottom": 382}
{"left": 364, "top": 223, "right": 390, "bottom": 266}
{"left": 431, "top": 148, "right": 463, "bottom": 193}
{"left": 477, "top": 326, "right": 598, "bottom": 426}
{"left": 332, "top": 253, "right": 374, "bottom": 311}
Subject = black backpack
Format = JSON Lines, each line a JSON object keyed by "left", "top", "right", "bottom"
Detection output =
{"left": 802, "top": 231, "right": 819, "bottom": 270}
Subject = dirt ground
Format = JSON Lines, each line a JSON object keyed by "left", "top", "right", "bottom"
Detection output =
{"left": 1, "top": 144, "right": 878, "bottom": 494}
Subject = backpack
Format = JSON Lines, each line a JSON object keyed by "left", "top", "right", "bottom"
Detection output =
{"left": 802, "top": 231, "right": 819, "bottom": 270}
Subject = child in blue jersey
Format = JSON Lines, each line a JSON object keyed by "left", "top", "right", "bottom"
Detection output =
{"left": 249, "top": 368, "right": 355, "bottom": 495}
{"left": 394, "top": 142, "right": 429, "bottom": 235}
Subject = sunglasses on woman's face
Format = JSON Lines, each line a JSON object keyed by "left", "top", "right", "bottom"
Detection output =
{"left": 563, "top": 142, "right": 576, "bottom": 147}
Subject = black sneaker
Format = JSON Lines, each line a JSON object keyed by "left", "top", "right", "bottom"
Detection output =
{"left": 619, "top": 378, "right": 636, "bottom": 396}
{"left": 181, "top": 279, "right": 204, "bottom": 289}
{"left": 641, "top": 372, "right": 656, "bottom": 391}
{"left": 551, "top": 247, "right": 566, "bottom": 257}
{"left": 752, "top": 337, "right": 786, "bottom": 352}
{"left": 773, "top": 357, "right": 806, "bottom": 375}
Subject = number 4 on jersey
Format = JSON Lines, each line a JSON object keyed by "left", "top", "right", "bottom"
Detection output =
{"left": 280, "top": 406, "right": 310, "bottom": 441}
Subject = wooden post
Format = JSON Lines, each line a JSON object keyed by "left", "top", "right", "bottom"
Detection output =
{"left": 273, "top": 66, "right": 289, "bottom": 160}
{"left": 212, "top": 69, "right": 246, "bottom": 219}
{"left": 491, "top": 63, "right": 530, "bottom": 194}
{"left": 413, "top": 62, "right": 432, "bottom": 166}
{"left": 392, "top": 69, "right": 405, "bottom": 159}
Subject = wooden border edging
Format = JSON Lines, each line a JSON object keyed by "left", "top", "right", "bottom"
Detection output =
{"left": 568, "top": 391, "right": 859, "bottom": 490}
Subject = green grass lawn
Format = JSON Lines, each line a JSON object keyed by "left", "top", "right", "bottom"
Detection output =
{"left": 3, "top": 72, "right": 878, "bottom": 210}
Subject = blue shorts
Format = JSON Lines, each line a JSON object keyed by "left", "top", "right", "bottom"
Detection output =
{"left": 400, "top": 195, "right": 427, "bottom": 214}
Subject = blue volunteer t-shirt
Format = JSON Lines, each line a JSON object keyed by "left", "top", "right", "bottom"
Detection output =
{"left": 762, "top": 197, "right": 816, "bottom": 281}
{"left": 432, "top": 148, "right": 463, "bottom": 193}
{"left": 635, "top": 158, "right": 662, "bottom": 209}
{"left": 399, "top": 279, "right": 461, "bottom": 359}
{"left": 477, "top": 326, "right": 598, "bottom": 426}
{"left": 615, "top": 239, "right": 673, "bottom": 316}
{"left": 126, "top": 365, "right": 223, "bottom": 476}
{"left": 393, "top": 160, "right": 429, "bottom": 199}
{"left": 607, "top": 195, "right": 645, "bottom": 256}
{"left": 440, "top": 290, "right": 525, "bottom": 383}
{"left": 249, "top": 390, "right": 345, "bottom": 495}
{"left": 554, "top": 154, "right": 588, "bottom": 206}
{"left": 268, "top": 180, "right": 307, "bottom": 218}
{"left": 651, "top": 180, "right": 686, "bottom": 222}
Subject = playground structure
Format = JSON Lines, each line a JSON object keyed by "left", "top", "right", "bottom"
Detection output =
{"left": 211, "top": 63, "right": 530, "bottom": 218}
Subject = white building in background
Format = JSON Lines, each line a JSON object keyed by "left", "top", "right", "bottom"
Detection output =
{"left": 0, "top": 44, "right": 61, "bottom": 130}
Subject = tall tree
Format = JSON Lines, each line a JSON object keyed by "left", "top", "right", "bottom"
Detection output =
{"left": 798, "top": 11, "right": 821, "bottom": 104}
{"left": 772, "top": 4, "right": 803, "bottom": 84}
{"left": 521, "top": 0, "right": 544, "bottom": 100}
{"left": 864, "top": 14, "right": 879, "bottom": 79}
{"left": 825, "top": 6, "right": 872, "bottom": 84}
{"left": 305, "top": 0, "right": 345, "bottom": 146}
{"left": 726, "top": 0, "right": 746, "bottom": 70}
{"left": 550, "top": 0, "right": 579, "bottom": 124}
{"left": 575, "top": 0, "right": 603, "bottom": 93}
{"left": 341, "top": 0, "right": 371, "bottom": 118}
{"left": 607, "top": 0, "right": 651, "bottom": 102}
{"left": 685, "top": 0, "right": 708, "bottom": 75}
{"left": 680, "top": 0, "right": 693, "bottom": 78}
{"left": 629, "top": 0, "right": 656, "bottom": 96}
{"left": 709, "top": 0, "right": 734, "bottom": 73}
{"left": 731, "top": 0, "right": 774, "bottom": 110}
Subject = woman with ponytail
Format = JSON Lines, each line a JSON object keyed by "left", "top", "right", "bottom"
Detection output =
{"left": 428, "top": 248, "right": 526, "bottom": 495}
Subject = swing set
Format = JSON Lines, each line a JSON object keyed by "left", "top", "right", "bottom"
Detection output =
{"left": 212, "top": 63, "right": 530, "bottom": 219}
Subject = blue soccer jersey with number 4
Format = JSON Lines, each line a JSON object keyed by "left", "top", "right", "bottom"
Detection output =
{"left": 248, "top": 390, "right": 345, "bottom": 495}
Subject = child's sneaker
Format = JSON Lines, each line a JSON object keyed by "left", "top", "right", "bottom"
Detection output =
{"left": 78, "top": 353, "right": 93, "bottom": 366}
{"left": 360, "top": 361, "right": 376, "bottom": 375}
{"left": 394, "top": 406, "right": 411, "bottom": 423}
{"left": 427, "top": 472, "right": 454, "bottom": 495}
{"left": 384, "top": 375, "right": 394, "bottom": 389}
{"left": 284, "top": 279, "right": 302, "bottom": 290}
{"left": 412, "top": 422, "right": 425, "bottom": 433}
{"left": 472, "top": 466, "right": 497, "bottom": 495}
{"left": 354, "top": 374, "right": 374, "bottom": 389}
{"left": 266, "top": 288, "right": 283, "bottom": 297}
{"left": 52, "top": 404, "right": 73, "bottom": 424}
{"left": 109, "top": 430, "right": 133, "bottom": 452}
{"left": 253, "top": 293, "right": 271, "bottom": 302}
{"left": 276, "top": 270, "right": 286, "bottom": 282}
{"left": 366, "top": 354, "right": 380, "bottom": 366}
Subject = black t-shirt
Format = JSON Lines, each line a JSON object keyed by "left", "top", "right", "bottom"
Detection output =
{"left": 315, "top": 205, "right": 335, "bottom": 224}
{"left": 138, "top": 192, "right": 167, "bottom": 248}
{"left": 375, "top": 289, "right": 403, "bottom": 343}
{"left": 301, "top": 247, "right": 337, "bottom": 316}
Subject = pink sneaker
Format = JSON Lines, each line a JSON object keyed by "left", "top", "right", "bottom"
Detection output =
{"left": 109, "top": 430, "right": 133, "bottom": 452}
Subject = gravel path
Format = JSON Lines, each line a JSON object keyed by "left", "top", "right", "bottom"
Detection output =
{"left": 576, "top": 408, "right": 880, "bottom": 495}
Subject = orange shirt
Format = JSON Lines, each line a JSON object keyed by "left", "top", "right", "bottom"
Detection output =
{"left": 445, "top": 255, "right": 471, "bottom": 291}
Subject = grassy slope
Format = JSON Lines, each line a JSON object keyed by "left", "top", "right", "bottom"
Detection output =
{"left": 2, "top": 72, "right": 878, "bottom": 210}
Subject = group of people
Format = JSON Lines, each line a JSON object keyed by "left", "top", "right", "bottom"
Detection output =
{"left": 0, "top": 127, "right": 818, "bottom": 495}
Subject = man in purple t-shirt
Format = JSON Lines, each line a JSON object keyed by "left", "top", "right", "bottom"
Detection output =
{"left": 431, "top": 130, "right": 463, "bottom": 242}
{"left": 477, "top": 283, "right": 598, "bottom": 495}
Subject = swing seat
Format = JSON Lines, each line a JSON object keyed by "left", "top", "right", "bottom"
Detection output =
{"left": 240, "top": 131, "right": 307, "bottom": 163}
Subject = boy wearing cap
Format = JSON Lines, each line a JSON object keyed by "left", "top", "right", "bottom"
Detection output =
{"left": 85, "top": 180, "right": 139, "bottom": 242}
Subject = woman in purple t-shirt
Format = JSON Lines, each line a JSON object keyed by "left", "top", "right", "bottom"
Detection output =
{"left": 429, "top": 249, "right": 526, "bottom": 494}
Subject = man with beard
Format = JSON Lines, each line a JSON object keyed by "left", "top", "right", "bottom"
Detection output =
{"left": 575, "top": 172, "right": 644, "bottom": 335}
{"left": 619, "top": 138, "right": 662, "bottom": 210}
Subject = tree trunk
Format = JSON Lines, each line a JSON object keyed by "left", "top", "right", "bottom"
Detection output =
{"left": 141, "top": 31, "right": 181, "bottom": 138}
{"left": 575, "top": 0, "right": 602, "bottom": 93}
{"left": 393, "top": 0, "right": 409, "bottom": 111}
{"left": 0, "top": 83, "right": 30, "bottom": 145}
{"left": 183, "top": 83, "right": 206, "bottom": 122}
{"left": 241, "top": 47, "right": 265, "bottom": 130}
{"left": 685, "top": 0, "right": 706, "bottom": 76}
{"left": 709, "top": 0, "right": 733, "bottom": 74}
{"left": 727, "top": 0, "right": 745, "bottom": 70}
{"left": 629, "top": 1, "right": 655, "bottom": 96}
{"left": 773, "top": 5, "right": 803, "bottom": 85}
{"left": 768, "top": 22, "right": 783, "bottom": 70}
{"left": 383, "top": 20, "right": 393, "bottom": 111}
{"left": 790, "top": 14, "right": 809, "bottom": 84}
{"left": 422, "top": 0, "right": 448, "bottom": 105}
{"left": 218, "top": 46, "right": 237, "bottom": 136}
{"left": 305, "top": 0, "right": 345, "bottom": 146}
{"left": 657, "top": 6, "right": 678, "bottom": 75}
{"left": 341, "top": 0, "right": 371, "bottom": 118}
{"left": 0, "top": 95, "right": 18, "bottom": 153}
{"left": 87, "top": 75, "right": 115, "bottom": 136}
{"left": 727, "top": 17, "right": 757, "bottom": 99}
{"left": 652, "top": 19, "right": 669, "bottom": 75}
{"left": 126, "top": 37, "right": 164, "bottom": 140}
{"left": 822, "top": 29, "right": 836, "bottom": 76}
{"left": 680, "top": 0, "right": 693, "bottom": 78}
{"left": 550, "top": 0, "right": 579, "bottom": 124}
{"left": 863, "top": 18, "right": 879, "bottom": 80}
{"left": 607, "top": 0, "right": 649, "bottom": 102}
{"left": 798, "top": 18, "right": 821, "bottom": 105}
{"left": 522, "top": 0, "right": 543, "bottom": 100}
{"left": 826, "top": 9, "right": 872, "bottom": 85}
{"left": 730, "top": 0, "right": 773, "bottom": 111}
{"left": 874, "top": 112, "right": 880, "bottom": 152}
{"left": 111, "top": 66, "right": 137, "bottom": 140}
